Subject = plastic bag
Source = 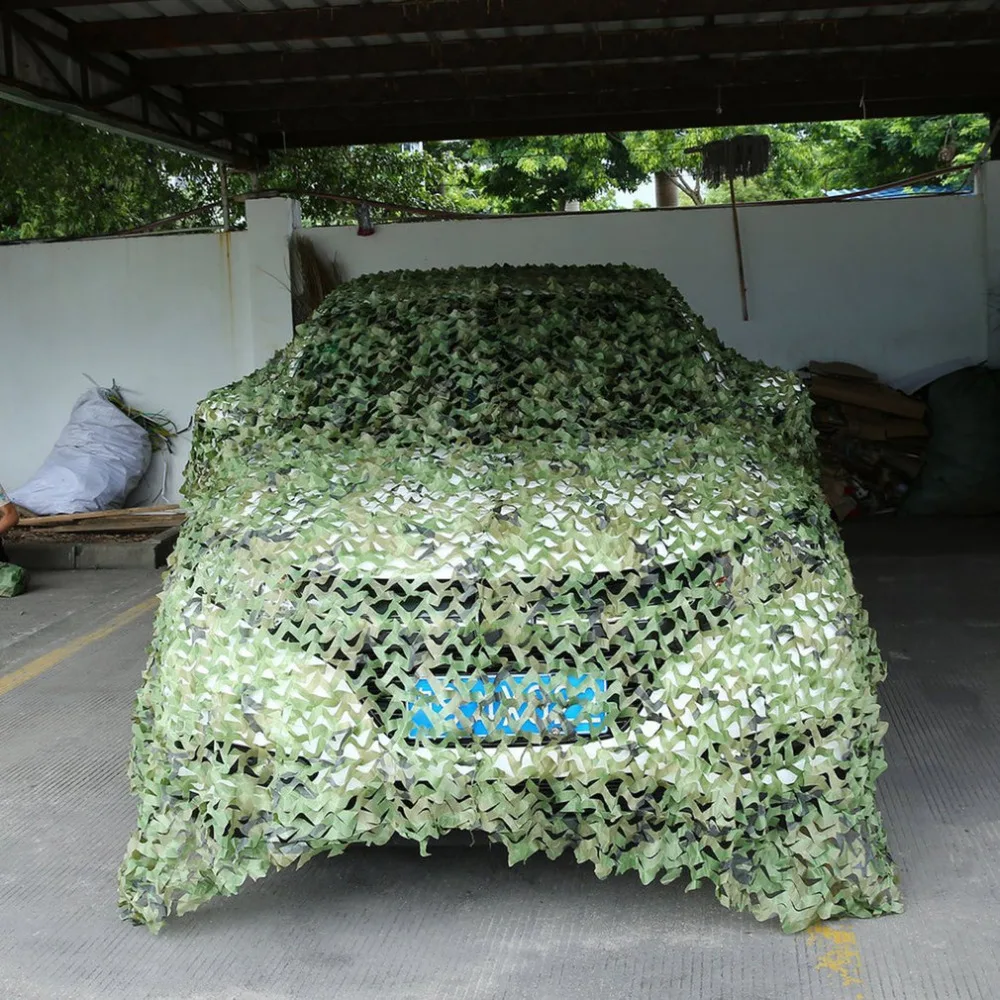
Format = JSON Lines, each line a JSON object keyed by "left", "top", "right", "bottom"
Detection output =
{"left": 0, "top": 563, "right": 28, "bottom": 598}
{"left": 12, "top": 389, "right": 152, "bottom": 515}
{"left": 902, "top": 366, "right": 1000, "bottom": 515}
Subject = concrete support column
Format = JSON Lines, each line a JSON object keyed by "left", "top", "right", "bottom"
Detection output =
{"left": 243, "top": 196, "right": 301, "bottom": 373}
{"left": 984, "top": 161, "right": 1000, "bottom": 366}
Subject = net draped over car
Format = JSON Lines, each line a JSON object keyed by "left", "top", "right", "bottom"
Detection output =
{"left": 119, "top": 264, "right": 901, "bottom": 932}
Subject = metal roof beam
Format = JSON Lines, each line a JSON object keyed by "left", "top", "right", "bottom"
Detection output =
{"left": 231, "top": 78, "right": 1000, "bottom": 136}
{"left": 68, "top": 0, "right": 943, "bottom": 53}
{"left": 188, "top": 45, "right": 1000, "bottom": 113}
{"left": 264, "top": 95, "right": 997, "bottom": 148}
{"left": 0, "top": 9, "right": 261, "bottom": 163}
{"left": 139, "top": 11, "right": 1000, "bottom": 87}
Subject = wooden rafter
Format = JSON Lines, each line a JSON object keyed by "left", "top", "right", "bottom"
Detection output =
{"left": 188, "top": 45, "right": 1000, "bottom": 113}
{"left": 138, "top": 12, "right": 1000, "bottom": 87}
{"left": 233, "top": 77, "right": 1000, "bottom": 137}
{"left": 261, "top": 95, "right": 998, "bottom": 149}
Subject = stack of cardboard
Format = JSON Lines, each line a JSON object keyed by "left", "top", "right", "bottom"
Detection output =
{"left": 805, "top": 361, "right": 928, "bottom": 519}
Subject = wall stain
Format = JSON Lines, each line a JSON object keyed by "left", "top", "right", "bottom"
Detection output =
{"left": 219, "top": 229, "right": 236, "bottom": 354}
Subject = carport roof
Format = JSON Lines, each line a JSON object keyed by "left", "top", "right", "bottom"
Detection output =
{"left": 1, "top": 0, "right": 998, "bottom": 165}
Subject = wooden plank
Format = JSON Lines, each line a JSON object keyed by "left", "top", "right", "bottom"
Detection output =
{"left": 18, "top": 504, "right": 180, "bottom": 528}
{"left": 808, "top": 360, "right": 878, "bottom": 382}
{"left": 25, "top": 515, "right": 185, "bottom": 535}
{"left": 888, "top": 436, "right": 931, "bottom": 452}
{"left": 809, "top": 376, "right": 926, "bottom": 421}
{"left": 884, "top": 418, "right": 929, "bottom": 440}
{"left": 139, "top": 13, "right": 1000, "bottom": 86}
{"left": 189, "top": 46, "right": 1000, "bottom": 113}
{"left": 844, "top": 418, "right": 888, "bottom": 442}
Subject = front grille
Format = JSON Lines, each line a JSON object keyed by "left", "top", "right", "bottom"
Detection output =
{"left": 267, "top": 556, "right": 738, "bottom": 746}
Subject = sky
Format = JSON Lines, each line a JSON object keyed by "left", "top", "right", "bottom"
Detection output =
{"left": 614, "top": 176, "right": 657, "bottom": 209}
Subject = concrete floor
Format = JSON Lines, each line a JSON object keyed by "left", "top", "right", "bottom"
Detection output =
{"left": 1, "top": 521, "right": 999, "bottom": 1000}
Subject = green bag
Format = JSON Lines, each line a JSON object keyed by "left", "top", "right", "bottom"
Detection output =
{"left": 903, "top": 366, "right": 1000, "bottom": 515}
{"left": 0, "top": 563, "right": 28, "bottom": 598}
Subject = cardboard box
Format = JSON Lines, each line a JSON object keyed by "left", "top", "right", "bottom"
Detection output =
{"left": 809, "top": 376, "right": 926, "bottom": 420}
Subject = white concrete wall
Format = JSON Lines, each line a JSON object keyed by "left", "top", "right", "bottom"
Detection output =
{"left": 0, "top": 230, "right": 248, "bottom": 503}
{"left": 243, "top": 197, "right": 300, "bottom": 372}
{"left": 983, "top": 161, "right": 1000, "bottom": 365}
{"left": 307, "top": 195, "right": 988, "bottom": 384}
{"left": 0, "top": 197, "right": 301, "bottom": 504}
{"left": 0, "top": 190, "right": 993, "bottom": 506}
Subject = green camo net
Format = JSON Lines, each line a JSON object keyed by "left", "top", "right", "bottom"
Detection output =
{"left": 120, "top": 264, "right": 901, "bottom": 932}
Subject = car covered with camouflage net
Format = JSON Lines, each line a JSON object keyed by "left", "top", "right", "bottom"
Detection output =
{"left": 120, "top": 264, "right": 900, "bottom": 932}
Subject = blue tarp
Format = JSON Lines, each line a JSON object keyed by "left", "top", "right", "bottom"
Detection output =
{"left": 826, "top": 183, "right": 972, "bottom": 200}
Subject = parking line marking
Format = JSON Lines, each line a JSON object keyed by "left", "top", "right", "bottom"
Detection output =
{"left": 807, "top": 922, "right": 867, "bottom": 998}
{"left": 0, "top": 595, "right": 158, "bottom": 698}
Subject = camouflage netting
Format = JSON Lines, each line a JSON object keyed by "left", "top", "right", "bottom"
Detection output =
{"left": 120, "top": 264, "right": 901, "bottom": 932}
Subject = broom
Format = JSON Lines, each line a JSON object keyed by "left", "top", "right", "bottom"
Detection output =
{"left": 686, "top": 135, "right": 772, "bottom": 321}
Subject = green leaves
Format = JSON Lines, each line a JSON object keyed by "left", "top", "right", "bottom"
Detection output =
{"left": 448, "top": 133, "right": 647, "bottom": 213}
{"left": 0, "top": 107, "right": 469, "bottom": 239}
{"left": 256, "top": 143, "right": 464, "bottom": 225}
{"left": 2, "top": 104, "right": 990, "bottom": 240}
{"left": 806, "top": 115, "right": 990, "bottom": 192}
{"left": 0, "top": 104, "right": 217, "bottom": 240}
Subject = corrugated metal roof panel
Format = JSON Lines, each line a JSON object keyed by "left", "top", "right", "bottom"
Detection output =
{"left": 5, "top": 0, "right": 997, "bottom": 154}
{"left": 54, "top": 0, "right": 991, "bottom": 26}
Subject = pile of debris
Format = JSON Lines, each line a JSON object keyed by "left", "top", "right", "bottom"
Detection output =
{"left": 8, "top": 504, "right": 185, "bottom": 544}
{"left": 805, "top": 361, "right": 928, "bottom": 519}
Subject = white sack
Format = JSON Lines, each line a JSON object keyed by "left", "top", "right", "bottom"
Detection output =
{"left": 12, "top": 389, "right": 152, "bottom": 515}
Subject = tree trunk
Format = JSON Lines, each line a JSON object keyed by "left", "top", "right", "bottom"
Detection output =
{"left": 654, "top": 171, "right": 680, "bottom": 208}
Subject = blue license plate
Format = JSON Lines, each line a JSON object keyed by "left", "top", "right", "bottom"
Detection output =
{"left": 407, "top": 673, "right": 608, "bottom": 740}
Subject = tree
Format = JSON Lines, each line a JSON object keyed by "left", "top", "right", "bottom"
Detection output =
{"left": 801, "top": 116, "right": 990, "bottom": 192}
{"left": 0, "top": 105, "right": 469, "bottom": 241}
{"left": 624, "top": 116, "right": 989, "bottom": 207}
{"left": 246, "top": 143, "right": 467, "bottom": 224}
{"left": 0, "top": 104, "right": 217, "bottom": 240}
{"left": 448, "top": 133, "right": 647, "bottom": 213}
{"left": 623, "top": 128, "right": 713, "bottom": 206}
{"left": 1, "top": 101, "right": 992, "bottom": 241}
{"left": 624, "top": 124, "right": 829, "bottom": 206}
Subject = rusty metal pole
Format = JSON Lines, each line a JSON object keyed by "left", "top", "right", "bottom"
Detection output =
{"left": 220, "top": 165, "right": 231, "bottom": 231}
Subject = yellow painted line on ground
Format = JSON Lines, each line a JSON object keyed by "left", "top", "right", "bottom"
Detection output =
{"left": 807, "top": 922, "right": 867, "bottom": 999}
{"left": 0, "top": 595, "right": 159, "bottom": 698}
